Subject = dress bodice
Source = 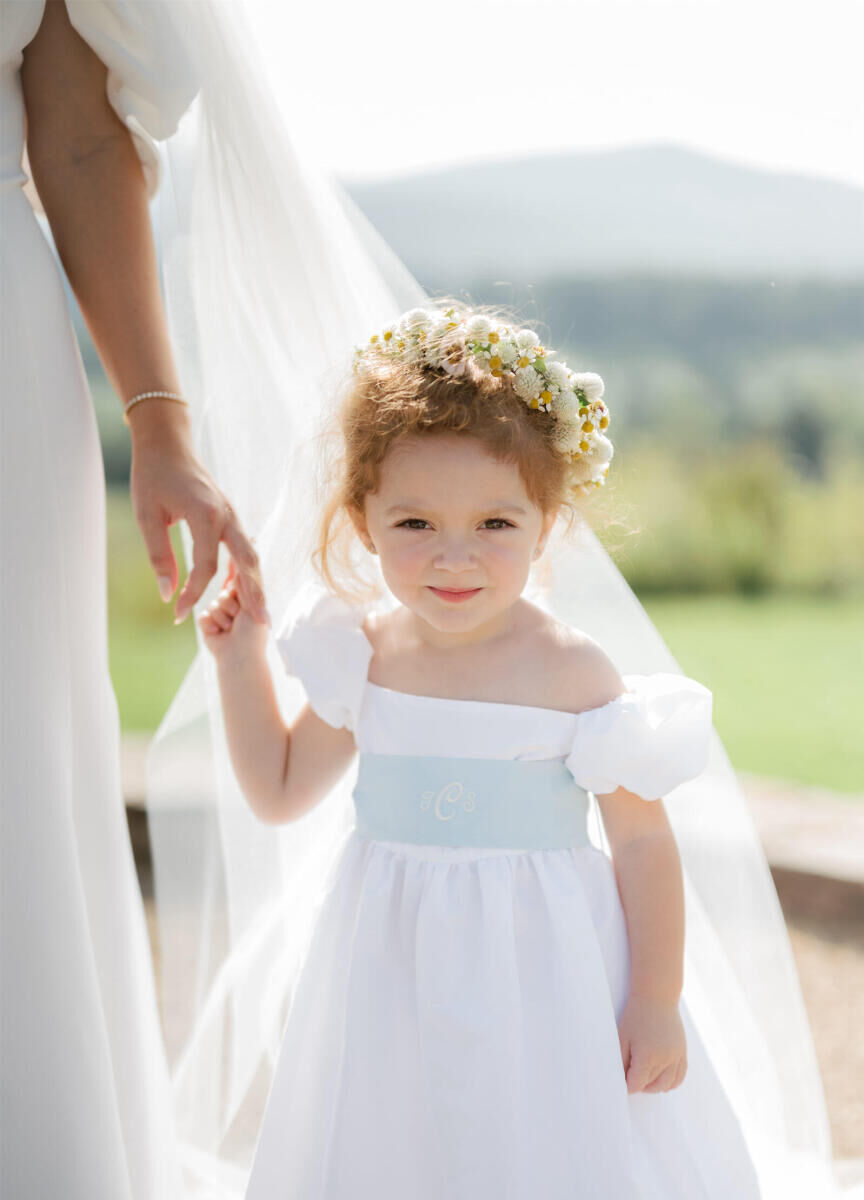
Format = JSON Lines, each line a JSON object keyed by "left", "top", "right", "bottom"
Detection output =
{"left": 275, "top": 584, "right": 714, "bottom": 801}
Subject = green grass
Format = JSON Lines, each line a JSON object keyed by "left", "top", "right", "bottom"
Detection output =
{"left": 109, "top": 622, "right": 196, "bottom": 732}
{"left": 643, "top": 594, "right": 863, "bottom": 795}
{"left": 106, "top": 489, "right": 197, "bottom": 733}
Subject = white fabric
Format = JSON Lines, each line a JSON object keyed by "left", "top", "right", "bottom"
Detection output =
{"left": 250, "top": 589, "right": 761, "bottom": 1197}
{"left": 565, "top": 673, "right": 714, "bottom": 799}
{"left": 0, "top": 2, "right": 191, "bottom": 1197}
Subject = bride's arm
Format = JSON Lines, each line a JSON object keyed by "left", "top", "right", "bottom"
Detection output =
{"left": 20, "top": 0, "right": 266, "bottom": 625}
{"left": 20, "top": 0, "right": 182, "bottom": 423}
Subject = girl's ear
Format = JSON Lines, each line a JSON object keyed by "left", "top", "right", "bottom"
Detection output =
{"left": 532, "top": 507, "right": 559, "bottom": 560}
{"left": 348, "top": 504, "right": 376, "bottom": 554}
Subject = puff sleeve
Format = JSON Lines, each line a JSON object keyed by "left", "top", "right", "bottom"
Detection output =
{"left": 25, "top": 0, "right": 198, "bottom": 212}
{"left": 565, "top": 672, "right": 713, "bottom": 800}
{"left": 274, "top": 587, "right": 373, "bottom": 733}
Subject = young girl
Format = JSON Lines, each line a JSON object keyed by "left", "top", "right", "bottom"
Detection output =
{"left": 199, "top": 303, "right": 762, "bottom": 1198}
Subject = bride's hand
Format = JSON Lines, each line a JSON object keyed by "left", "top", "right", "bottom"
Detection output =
{"left": 198, "top": 560, "right": 269, "bottom": 661}
{"left": 129, "top": 415, "right": 269, "bottom": 626}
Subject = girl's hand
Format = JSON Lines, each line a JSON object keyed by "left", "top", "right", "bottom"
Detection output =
{"left": 617, "top": 994, "right": 688, "bottom": 1095}
{"left": 198, "top": 560, "right": 270, "bottom": 663}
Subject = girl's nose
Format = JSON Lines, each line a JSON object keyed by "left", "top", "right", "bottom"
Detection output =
{"left": 433, "top": 539, "right": 477, "bottom": 571}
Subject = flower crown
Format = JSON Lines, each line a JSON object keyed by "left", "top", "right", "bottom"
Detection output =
{"left": 352, "top": 305, "right": 613, "bottom": 491}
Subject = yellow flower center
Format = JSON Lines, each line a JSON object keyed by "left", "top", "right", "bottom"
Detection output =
{"left": 489, "top": 356, "right": 502, "bottom": 370}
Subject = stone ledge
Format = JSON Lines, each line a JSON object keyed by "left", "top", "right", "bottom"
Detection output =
{"left": 739, "top": 771, "right": 864, "bottom": 888}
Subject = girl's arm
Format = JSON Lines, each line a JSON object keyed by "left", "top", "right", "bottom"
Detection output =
{"left": 202, "top": 568, "right": 356, "bottom": 825}
{"left": 215, "top": 650, "right": 357, "bottom": 826}
{"left": 556, "top": 636, "right": 688, "bottom": 1092}
{"left": 557, "top": 637, "right": 685, "bottom": 1005}
{"left": 596, "top": 791, "right": 685, "bottom": 1005}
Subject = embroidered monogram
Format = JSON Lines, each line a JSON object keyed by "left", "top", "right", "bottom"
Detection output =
{"left": 420, "top": 781, "right": 478, "bottom": 821}
{"left": 353, "top": 753, "right": 591, "bottom": 849}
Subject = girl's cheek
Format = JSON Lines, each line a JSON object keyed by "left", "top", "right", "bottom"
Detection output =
{"left": 381, "top": 539, "right": 427, "bottom": 575}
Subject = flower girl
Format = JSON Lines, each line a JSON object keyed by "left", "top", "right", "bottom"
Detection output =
{"left": 195, "top": 302, "right": 764, "bottom": 1198}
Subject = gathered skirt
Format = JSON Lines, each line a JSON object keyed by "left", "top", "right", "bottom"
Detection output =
{"left": 244, "top": 828, "right": 761, "bottom": 1199}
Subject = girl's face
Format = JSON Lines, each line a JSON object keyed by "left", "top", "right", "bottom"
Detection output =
{"left": 355, "top": 433, "right": 557, "bottom": 639}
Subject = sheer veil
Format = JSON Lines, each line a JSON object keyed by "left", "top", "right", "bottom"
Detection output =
{"left": 142, "top": 2, "right": 853, "bottom": 1196}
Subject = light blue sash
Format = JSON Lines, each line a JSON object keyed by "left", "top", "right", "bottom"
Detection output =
{"left": 352, "top": 752, "right": 591, "bottom": 850}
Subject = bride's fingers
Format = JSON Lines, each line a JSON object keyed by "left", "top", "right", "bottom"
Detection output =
{"left": 224, "top": 526, "right": 268, "bottom": 622}
{"left": 222, "top": 591, "right": 241, "bottom": 616}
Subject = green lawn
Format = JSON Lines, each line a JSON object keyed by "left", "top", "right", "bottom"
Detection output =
{"left": 106, "top": 490, "right": 862, "bottom": 795}
{"left": 643, "top": 594, "right": 863, "bottom": 795}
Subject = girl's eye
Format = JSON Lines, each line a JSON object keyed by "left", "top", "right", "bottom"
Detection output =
{"left": 394, "top": 518, "right": 515, "bottom": 530}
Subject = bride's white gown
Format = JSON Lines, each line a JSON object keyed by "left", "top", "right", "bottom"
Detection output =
{"left": 0, "top": 3, "right": 193, "bottom": 1196}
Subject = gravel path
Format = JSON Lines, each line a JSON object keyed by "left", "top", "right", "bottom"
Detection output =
{"left": 781, "top": 891, "right": 864, "bottom": 1160}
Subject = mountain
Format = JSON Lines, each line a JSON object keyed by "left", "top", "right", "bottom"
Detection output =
{"left": 339, "top": 143, "right": 864, "bottom": 285}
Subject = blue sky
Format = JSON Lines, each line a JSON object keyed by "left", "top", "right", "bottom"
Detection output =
{"left": 246, "top": 0, "right": 863, "bottom": 188}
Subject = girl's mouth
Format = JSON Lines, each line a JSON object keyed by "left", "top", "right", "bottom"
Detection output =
{"left": 427, "top": 586, "right": 483, "bottom": 603}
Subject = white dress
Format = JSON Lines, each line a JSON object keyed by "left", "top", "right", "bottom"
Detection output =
{"left": 0, "top": 4, "right": 194, "bottom": 1197}
{"left": 244, "top": 590, "right": 763, "bottom": 1199}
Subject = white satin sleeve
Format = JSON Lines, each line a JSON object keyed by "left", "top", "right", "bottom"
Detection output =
{"left": 25, "top": 0, "right": 198, "bottom": 212}
{"left": 565, "top": 672, "right": 714, "bottom": 799}
{"left": 273, "top": 586, "right": 373, "bottom": 733}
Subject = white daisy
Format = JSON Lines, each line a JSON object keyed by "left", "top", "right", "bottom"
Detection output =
{"left": 516, "top": 328, "right": 541, "bottom": 351}
{"left": 513, "top": 366, "right": 543, "bottom": 401}
{"left": 546, "top": 361, "right": 571, "bottom": 389}
{"left": 550, "top": 416, "right": 583, "bottom": 454}
{"left": 570, "top": 371, "right": 605, "bottom": 401}
{"left": 465, "top": 315, "right": 494, "bottom": 343}
{"left": 400, "top": 308, "right": 434, "bottom": 332}
{"left": 438, "top": 331, "right": 468, "bottom": 377}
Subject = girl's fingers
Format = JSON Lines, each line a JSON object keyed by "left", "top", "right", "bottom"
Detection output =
{"left": 644, "top": 1062, "right": 677, "bottom": 1093}
{"left": 207, "top": 603, "right": 233, "bottom": 632}
{"left": 198, "top": 613, "right": 220, "bottom": 637}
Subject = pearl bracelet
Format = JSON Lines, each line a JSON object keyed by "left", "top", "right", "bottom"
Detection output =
{"left": 123, "top": 390, "right": 190, "bottom": 426}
